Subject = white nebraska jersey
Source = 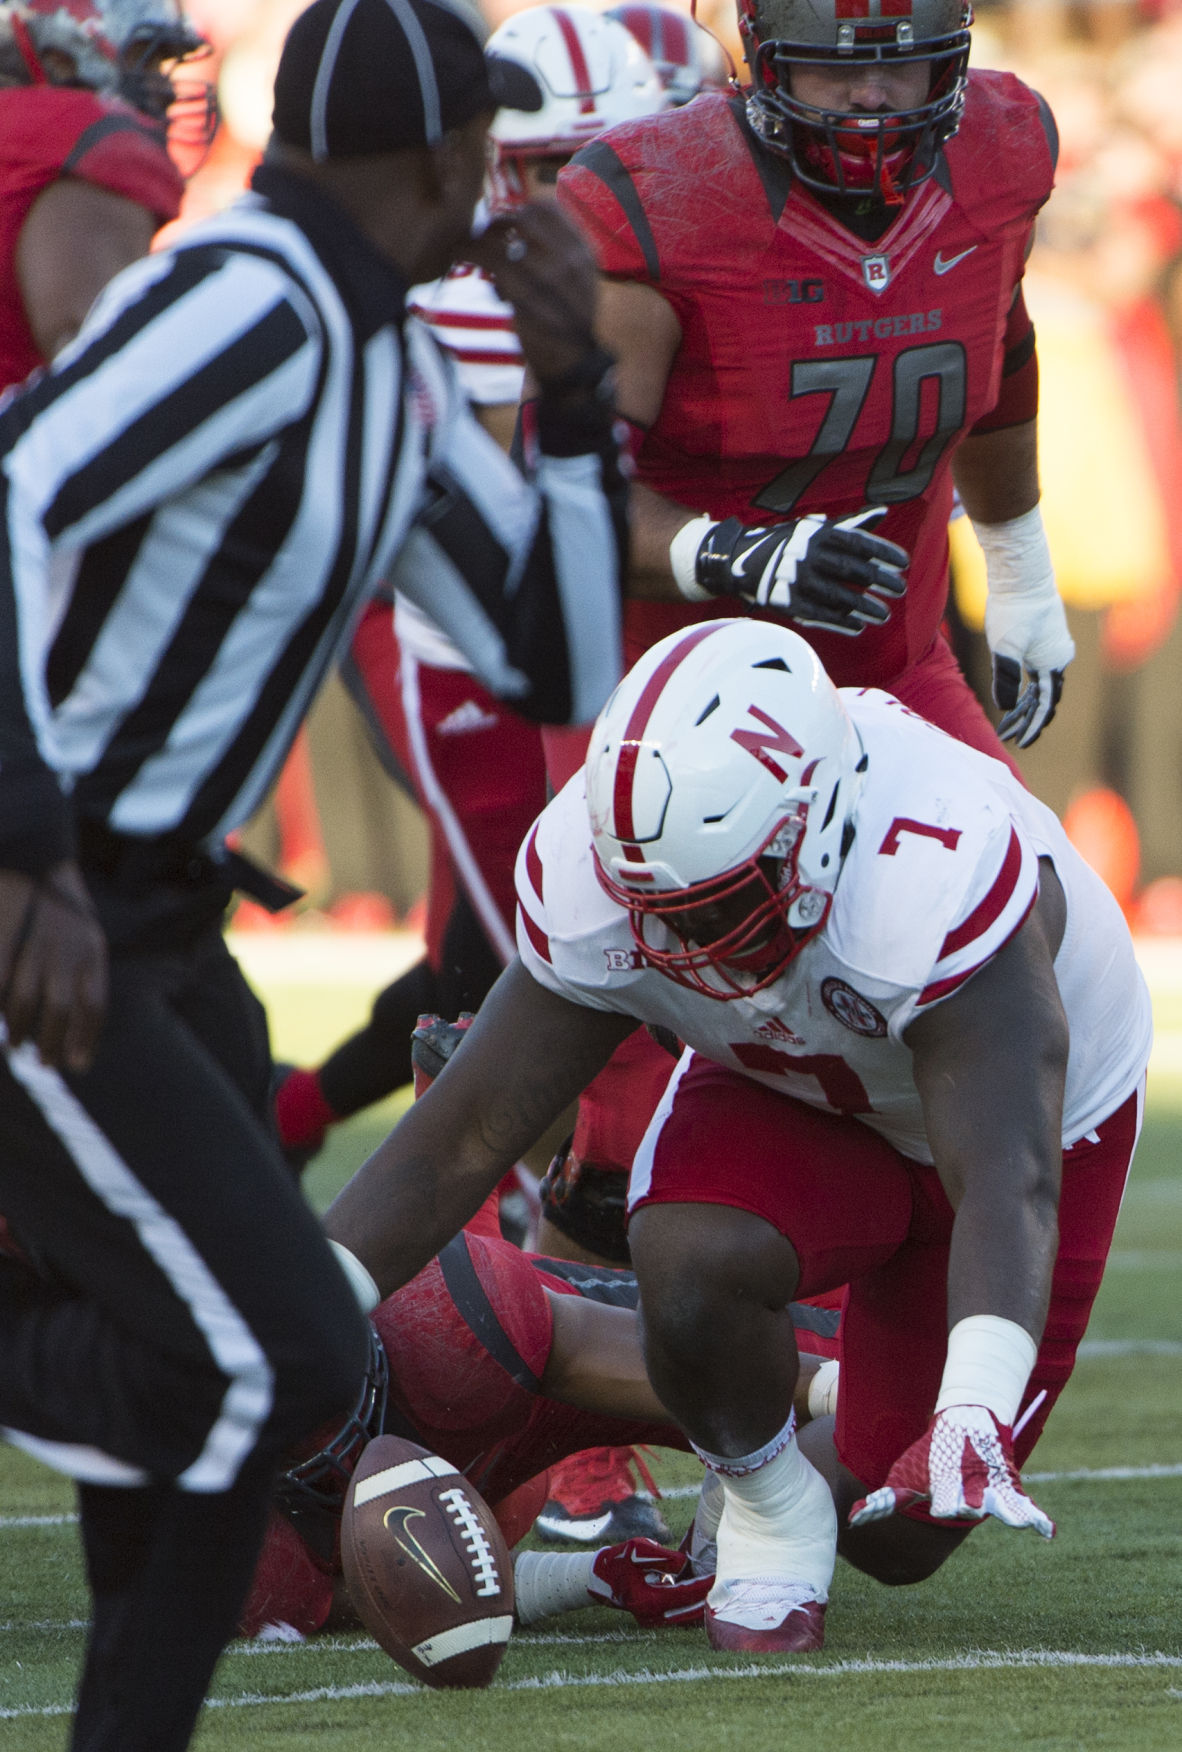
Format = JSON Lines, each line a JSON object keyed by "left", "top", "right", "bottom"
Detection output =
{"left": 409, "top": 263, "right": 523, "bottom": 408}
{"left": 401, "top": 264, "right": 526, "bottom": 670}
{"left": 516, "top": 691, "right": 1152, "bottom": 1163}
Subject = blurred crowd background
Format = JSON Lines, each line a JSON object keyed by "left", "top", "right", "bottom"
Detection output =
{"left": 183, "top": 0, "right": 1182, "bottom": 936}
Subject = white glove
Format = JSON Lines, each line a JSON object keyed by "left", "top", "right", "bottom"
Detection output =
{"left": 977, "top": 507, "right": 1074, "bottom": 748}
{"left": 848, "top": 1404, "right": 1055, "bottom": 1538}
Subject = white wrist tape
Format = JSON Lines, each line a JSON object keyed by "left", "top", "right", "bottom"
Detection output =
{"left": 669, "top": 515, "right": 716, "bottom": 601}
{"left": 971, "top": 505, "right": 1056, "bottom": 601}
{"left": 806, "top": 1358, "right": 840, "bottom": 1422}
{"left": 934, "top": 1314, "right": 1038, "bottom": 1426}
{"left": 328, "top": 1240, "right": 381, "bottom": 1314}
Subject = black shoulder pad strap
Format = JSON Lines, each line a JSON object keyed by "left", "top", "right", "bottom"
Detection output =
{"left": 572, "top": 138, "right": 661, "bottom": 282}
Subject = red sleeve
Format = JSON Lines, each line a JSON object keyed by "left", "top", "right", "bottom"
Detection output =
{"left": 558, "top": 132, "right": 661, "bottom": 284}
{"left": 5, "top": 86, "right": 182, "bottom": 224}
{"left": 970, "top": 284, "right": 1039, "bottom": 434}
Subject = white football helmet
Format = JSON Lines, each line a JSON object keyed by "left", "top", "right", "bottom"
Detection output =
{"left": 607, "top": 3, "right": 729, "bottom": 106}
{"left": 587, "top": 620, "right": 864, "bottom": 1000}
{"left": 486, "top": 3, "right": 666, "bottom": 181}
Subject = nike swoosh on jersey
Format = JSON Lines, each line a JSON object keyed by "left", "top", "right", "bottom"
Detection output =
{"left": 933, "top": 246, "right": 978, "bottom": 275}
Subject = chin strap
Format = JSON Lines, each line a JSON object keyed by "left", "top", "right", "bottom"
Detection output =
{"left": 11, "top": 15, "right": 49, "bottom": 84}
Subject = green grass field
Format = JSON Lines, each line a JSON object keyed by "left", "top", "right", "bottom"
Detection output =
{"left": 1, "top": 935, "right": 1179, "bottom": 1750}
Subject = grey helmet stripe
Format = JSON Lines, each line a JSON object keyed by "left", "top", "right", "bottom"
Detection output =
{"left": 310, "top": 0, "right": 363, "bottom": 160}
{"left": 384, "top": 0, "right": 442, "bottom": 145}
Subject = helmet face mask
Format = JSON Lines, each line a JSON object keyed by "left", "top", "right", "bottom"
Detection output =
{"left": 599, "top": 817, "right": 830, "bottom": 1000}
{"left": 109, "top": 4, "right": 217, "bottom": 165}
{"left": 737, "top": 0, "right": 973, "bottom": 202}
{"left": 586, "top": 621, "right": 862, "bottom": 1002}
{"left": 273, "top": 1326, "right": 389, "bottom": 1567}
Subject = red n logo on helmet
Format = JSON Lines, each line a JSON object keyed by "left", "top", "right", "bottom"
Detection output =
{"left": 730, "top": 706, "right": 804, "bottom": 782}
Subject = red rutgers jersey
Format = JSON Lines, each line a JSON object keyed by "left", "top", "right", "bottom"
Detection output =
{"left": 558, "top": 71, "right": 1056, "bottom": 685}
{"left": 0, "top": 85, "right": 183, "bottom": 392}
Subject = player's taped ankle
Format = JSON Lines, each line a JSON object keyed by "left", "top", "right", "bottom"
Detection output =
{"left": 692, "top": 1413, "right": 836, "bottom": 1598}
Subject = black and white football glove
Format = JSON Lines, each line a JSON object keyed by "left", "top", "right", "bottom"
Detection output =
{"left": 975, "top": 506, "right": 1074, "bottom": 749}
{"left": 985, "top": 583, "right": 1075, "bottom": 748}
{"left": 677, "top": 508, "right": 908, "bottom": 635}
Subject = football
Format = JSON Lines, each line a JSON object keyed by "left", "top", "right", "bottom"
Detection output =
{"left": 340, "top": 1434, "right": 515, "bottom": 1688}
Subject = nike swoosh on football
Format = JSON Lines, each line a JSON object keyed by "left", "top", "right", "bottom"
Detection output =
{"left": 933, "top": 246, "right": 977, "bottom": 275}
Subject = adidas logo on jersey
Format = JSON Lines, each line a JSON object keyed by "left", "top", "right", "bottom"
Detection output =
{"left": 753, "top": 1016, "right": 806, "bottom": 1047}
{"left": 436, "top": 700, "right": 500, "bottom": 736}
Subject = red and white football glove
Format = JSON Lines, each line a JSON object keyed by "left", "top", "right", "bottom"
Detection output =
{"left": 588, "top": 1537, "right": 713, "bottom": 1627}
{"left": 847, "top": 1406, "right": 1055, "bottom": 1538}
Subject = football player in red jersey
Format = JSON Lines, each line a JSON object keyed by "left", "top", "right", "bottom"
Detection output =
{"left": 555, "top": 0, "right": 1075, "bottom": 762}
{"left": 0, "top": 2, "right": 212, "bottom": 391}
{"left": 528, "top": 0, "right": 1078, "bottom": 1279}
{"left": 240, "top": 1156, "right": 840, "bottom": 1639}
{"left": 248, "top": 1014, "right": 840, "bottom": 1638}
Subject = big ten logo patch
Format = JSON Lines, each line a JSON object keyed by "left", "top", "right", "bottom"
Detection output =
{"left": 604, "top": 947, "right": 645, "bottom": 973}
{"left": 763, "top": 279, "right": 825, "bottom": 305}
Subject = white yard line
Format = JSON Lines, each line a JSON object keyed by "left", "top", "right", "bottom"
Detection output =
{"left": 3, "top": 1648, "right": 1182, "bottom": 1719}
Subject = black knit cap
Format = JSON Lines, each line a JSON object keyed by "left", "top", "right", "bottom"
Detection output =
{"left": 273, "top": 0, "right": 517, "bottom": 159}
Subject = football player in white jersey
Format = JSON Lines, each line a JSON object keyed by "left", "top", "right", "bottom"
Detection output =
{"left": 324, "top": 619, "right": 1150, "bottom": 1655}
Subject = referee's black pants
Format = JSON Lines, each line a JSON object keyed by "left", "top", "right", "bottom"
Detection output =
{"left": 0, "top": 872, "right": 369, "bottom": 1751}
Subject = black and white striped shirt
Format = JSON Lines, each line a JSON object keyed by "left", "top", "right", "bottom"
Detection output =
{"left": 0, "top": 163, "right": 626, "bottom": 876}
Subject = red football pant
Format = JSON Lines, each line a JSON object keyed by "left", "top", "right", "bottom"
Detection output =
{"left": 630, "top": 1055, "right": 1142, "bottom": 1501}
{"left": 349, "top": 601, "right": 546, "bottom": 970}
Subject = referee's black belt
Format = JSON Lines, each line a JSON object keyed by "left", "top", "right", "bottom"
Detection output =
{"left": 76, "top": 818, "right": 304, "bottom": 914}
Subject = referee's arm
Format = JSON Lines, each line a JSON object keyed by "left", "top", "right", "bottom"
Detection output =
{"left": 389, "top": 377, "right": 627, "bottom": 727}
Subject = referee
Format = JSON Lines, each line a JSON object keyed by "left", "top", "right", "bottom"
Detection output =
{"left": 0, "top": 0, "right": 628, "bottom": 1746}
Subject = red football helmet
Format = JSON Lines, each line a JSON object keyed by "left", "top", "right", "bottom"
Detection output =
{"left": 0, "top": 3, "right": 215, "bottom": 163}
{"left": 586, "top": 621, "right": 864, "bottom": 1000}
{"left": 736, "top": 0, "right": 972, "bottom": 202}
{"left": 607, "top": 3, "right": 729, "bottom": 105}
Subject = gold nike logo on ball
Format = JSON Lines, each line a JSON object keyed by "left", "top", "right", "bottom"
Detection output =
{"left": 383, "top": 1504, "right": 461, "bottom": 1602}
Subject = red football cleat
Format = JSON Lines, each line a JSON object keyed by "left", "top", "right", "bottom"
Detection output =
{"left": 704, "top": 1579, "right": 826, "bottom": 1653}
{"left": 535, "top": 1445, "right": 670, "bottom": 1545}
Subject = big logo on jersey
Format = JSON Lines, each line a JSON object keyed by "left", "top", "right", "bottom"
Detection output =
{"left": 821, "top": 977, "right": 887, "bottom": 1037}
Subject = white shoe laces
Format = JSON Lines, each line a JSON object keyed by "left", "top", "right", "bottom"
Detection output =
{"left": 710, "top": 1576, "right": 823, "bottom": 1627}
